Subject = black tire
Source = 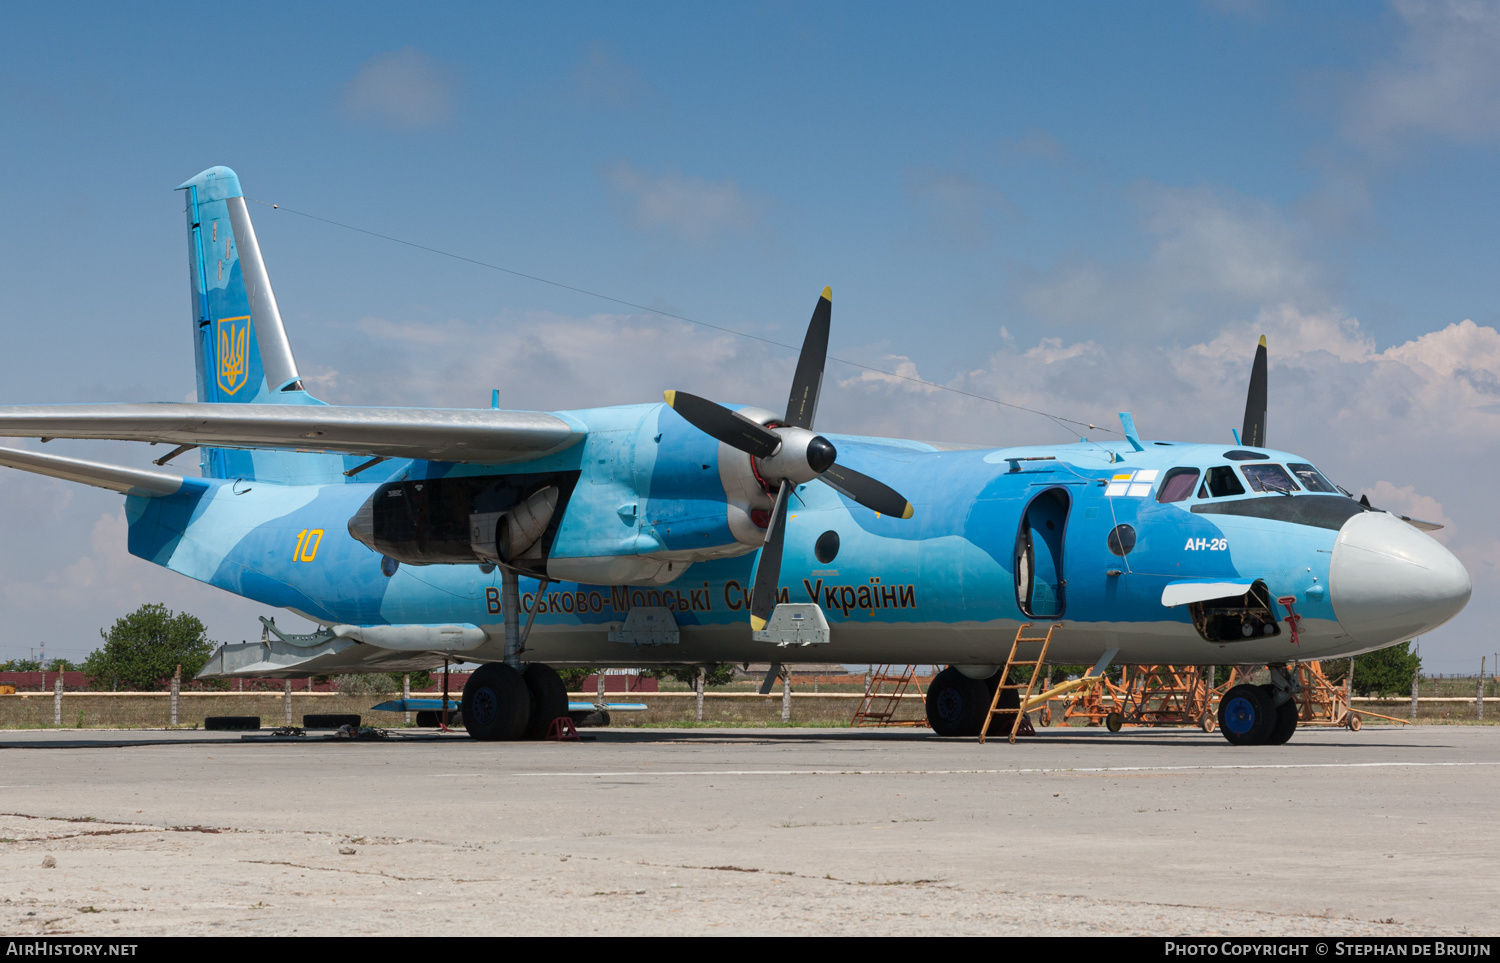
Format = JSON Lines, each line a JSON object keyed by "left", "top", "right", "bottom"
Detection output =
{"left": 304, "top": 713, "right": 361, "bottom": 730}
{"left": 925, "top": 667, "right": 991, "bottom": 737}
{"left": 461, "top": 663, "right": 530, "bottom": 741}
{"left": 1217, "top": 683, "right": 1274, "bottom": 745}
{"left": 570, "top": 710, "right": 611, "bottom": 728}
{"left": 1265, "top": 696, "right": 1298, "bottom": 745}
{"left": 521, "top": 664, "right": 570, "bottom": 740}
{"left": 204, "top": 715, "right": 260, "bottom": 731}
{"left": 415, "top": 709, "right": 462, "bottom": 728}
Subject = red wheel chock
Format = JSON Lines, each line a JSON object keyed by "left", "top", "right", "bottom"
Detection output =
{"left": 545, "top": 716, "right": 580, "bottom": 741}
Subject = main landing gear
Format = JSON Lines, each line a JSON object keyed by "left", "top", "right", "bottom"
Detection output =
{"left": 461, "top": 662, "right": 569, "bottom": 741}
{"left": 925, "top": 666, "right": 1017, "bottom": 737}
{"left": 1217, "top": 665, "right": 1298, "bottom": 746}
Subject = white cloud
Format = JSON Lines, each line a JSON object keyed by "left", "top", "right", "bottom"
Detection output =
{"left": 1346, "top": 0, "right": 1500, "bottom": 152}
{"left": 1015, "top": 185, "right": 1326, "bottom": 334}
{"left": 341, "top": 48, "right": 457, "bottom": 130}
{"left": 903, "top": 167, "right": 1016, "bottom": 247}
{"left": 603, "top": 163, "right": 762, "bottom": 241}
{"left": 569, "top": 43, "right": 647, "bottom": 109}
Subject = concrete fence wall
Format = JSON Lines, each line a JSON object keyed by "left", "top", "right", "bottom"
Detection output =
{"left": 0, "top": 691, "right": 927, "bottom": 729}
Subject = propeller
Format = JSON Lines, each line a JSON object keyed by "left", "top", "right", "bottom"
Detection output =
{"left": 664, "top": 286, "right": 914, "bottom": 630}
{"left": 1240, "top": 334, "right": 1267, "bottom": 448}
{"left": 1237, "top": 337, "right": 1442, "bottom": 531}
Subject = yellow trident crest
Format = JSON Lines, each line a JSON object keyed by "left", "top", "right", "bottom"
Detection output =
{"left": 216, "top": 315, "right": 251, "bottom": 395}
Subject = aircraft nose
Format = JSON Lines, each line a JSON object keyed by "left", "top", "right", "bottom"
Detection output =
{"left": 1329, "top": 511, "right": 1470, "bottom": 647}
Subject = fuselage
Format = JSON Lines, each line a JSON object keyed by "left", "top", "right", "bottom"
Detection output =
{"left": 125, "top": 401, "right": 1471, "bottom": 670}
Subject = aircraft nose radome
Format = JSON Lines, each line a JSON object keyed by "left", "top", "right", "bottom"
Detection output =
{"left": 1329, "top": 511, "right": 1470, "bottom": 647}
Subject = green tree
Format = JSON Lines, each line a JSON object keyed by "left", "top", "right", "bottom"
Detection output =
{"left": 556, "top": 666, "right": 596, "bottom": 690}
{"left": 1, "top": 658, "right": 42, "bottom": 671}
{"left": 81, "top": 604, "right": 217, "bottom": 691}
{"left": 1319, "top": 642, "right": 1422, "bottom": 697}
{"left": 643, "top": 664, "right": 738, "bottom": 687}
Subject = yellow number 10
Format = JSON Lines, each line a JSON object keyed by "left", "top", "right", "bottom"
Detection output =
{"left": 294, "top": 529, "right": 324, "bottom": 563}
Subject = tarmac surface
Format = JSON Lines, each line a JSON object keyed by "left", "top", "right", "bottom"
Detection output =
{"left": 0, "top": 724, "right": 1495, "bottom": 936}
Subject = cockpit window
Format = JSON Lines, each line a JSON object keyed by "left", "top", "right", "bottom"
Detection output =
{"left": 1204, "top": 466, "right": 1246, "bottom": 498}
{"left": 1241, "top": 463, "right": 1300, "bottom": 494}
{"left": 1156, "top": 467, "right": 1200, "bottom": 503}
{"left": 1288, "top": 462, "right": 1338, "bottom": 493}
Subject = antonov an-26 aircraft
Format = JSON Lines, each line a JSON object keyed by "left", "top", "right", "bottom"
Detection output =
{"left": 0, "top": 167, "right": 1471, "bottom": 745}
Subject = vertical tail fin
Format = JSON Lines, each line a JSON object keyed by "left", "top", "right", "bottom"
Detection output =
{"left": 177, "top": 166, "right": 307, "bottom": 403}
{"left": 178, "top": 167, "right": 344, "bottom": 483}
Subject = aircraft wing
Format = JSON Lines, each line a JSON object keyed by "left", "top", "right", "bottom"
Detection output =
{"left": 0, "top": 404, "right": 582, "bottom": 465}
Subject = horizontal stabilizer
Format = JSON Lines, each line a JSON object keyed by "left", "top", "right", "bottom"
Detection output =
{"left": 0, "top": 445, "right": 193, "bottom": 497}
{"left": 0, "top": 404, "right": 582, "bottom": 466}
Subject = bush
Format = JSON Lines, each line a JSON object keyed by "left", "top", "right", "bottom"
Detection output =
{"left": 643, "top": 664, "right": 738, "bottom": 687}
{"left": 81, "top": 604, "right": 217, "bottom": 690}
{"left": 1320, "top": 643, "right": 1421, "bottom": 697}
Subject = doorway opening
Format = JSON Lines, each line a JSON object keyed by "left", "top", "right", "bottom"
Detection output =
{"left": 1015, "top": 488, "right": 1070, "bottom": 619}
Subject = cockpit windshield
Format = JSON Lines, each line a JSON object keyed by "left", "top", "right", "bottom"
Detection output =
{"left": 1203, "top": 466, "right": 1245, "bottom": 498}
{"left": 1156, "top": 467, "right": 1199, "bottom": 503}
{"left": 1287, "top": 462, "right": 1338, "bottom": 493}
{"left": 1240, "top": 463, "right": 1300, "bottom": 494}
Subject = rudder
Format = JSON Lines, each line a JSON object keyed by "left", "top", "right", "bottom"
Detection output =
{"left": 178, "top": 166, "right": 308, "bottom": 404}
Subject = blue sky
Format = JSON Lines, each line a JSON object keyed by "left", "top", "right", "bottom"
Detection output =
{"left": 1, "top": 1, "right": 1497, "bottom": 671}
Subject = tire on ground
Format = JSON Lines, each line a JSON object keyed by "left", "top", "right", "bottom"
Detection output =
{"left": 415, "top": 710, "right": 461, "bottom": 728}
{"left": 521, "top": 663, "right": 570, "bottom": 740}
{"left": 461, "top": 663, "right": 530, "bottom": 741}
{"left": 204, "top": 716, "right": 260, "bottom": 731}
{"left": 926, "top": 667, "right": 991, "bottom": 737}
{"left": 304, "top": 713, "right": 361, "bottom": 730}
{"left": 570, "top": 710, "right": 611, "bottom": 728}
{"left": 1217, "top": 683, "right": 1274, "bottom": 745}
{"left": 1265, "top": 697, "right": 1298, "bottom": 745}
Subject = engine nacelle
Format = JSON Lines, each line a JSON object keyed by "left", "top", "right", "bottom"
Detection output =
{"left": 348, "top": 473, "right": 576, "bottom": 572}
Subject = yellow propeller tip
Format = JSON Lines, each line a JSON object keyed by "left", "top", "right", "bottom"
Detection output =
{"left": 821, "top": 286, "right": 832, "bottom": 301}
{"left": 901, "top": 503, "right": 915, "bottom": 520}
{"left": 1258, "top": 335, "right": 1267, "bottom": 347}
{"left": 663, "top": 389, "right": 676, "bottom": 406}
{"left": 750, "top": 615, "right": 767, "bottom": 632}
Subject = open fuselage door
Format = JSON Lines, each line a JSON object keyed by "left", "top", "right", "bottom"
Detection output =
{"left": 1016, "top": 488, "right": 1070, "bottom": 619}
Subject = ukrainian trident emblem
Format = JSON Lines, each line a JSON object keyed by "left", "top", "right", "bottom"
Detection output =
{"left": 216, "top": 315, "right": 251, "bottom": 395}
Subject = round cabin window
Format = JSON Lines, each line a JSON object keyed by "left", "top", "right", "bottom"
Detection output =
{"left": 814, "top": 530, "right": 840, "bottom": 564}
{"left": 1107, "top": 524, "right": 1136, "bottom": 556}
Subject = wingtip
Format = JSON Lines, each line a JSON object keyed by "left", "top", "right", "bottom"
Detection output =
{"left": 663, "top": 389, "right": 676, "bottom": 407}
{"left": 820, "top": 286, "right": 832, "bottom": 302}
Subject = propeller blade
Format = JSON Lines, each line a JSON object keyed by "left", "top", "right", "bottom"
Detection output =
{"left": 1240, "top": 334, "right": 1267, "bottom": 448}
{"left": 820, "top": 464, "right": 914, "bottom": 519}
{"left": 749, "top": 480, "right": 791, "bottom": 631}
{"left": 784, "top": 287, "right": 831, "bottom": 429}
{"left": 664, "top": 390, "right": 781, "bottom": 458}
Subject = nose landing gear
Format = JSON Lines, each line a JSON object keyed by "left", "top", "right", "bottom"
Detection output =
{"left": 1217, "top": 665, "right": 1300, "bottom": 746}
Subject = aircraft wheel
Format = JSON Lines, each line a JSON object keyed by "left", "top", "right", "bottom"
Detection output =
{"left": 1265, "top": 698, "right": 1298, "bottom": 745}
{"left": 461, "top": 663, "right": 531, "bottom": 741}
{"left": 925, "top": 667, "right": 989, "bottom": 737}
{"left": 1218, "top": 683, "right": 1274, "bottom": 745}
{"left": 521, "top": 663, "right": 570, "bottom": 740}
